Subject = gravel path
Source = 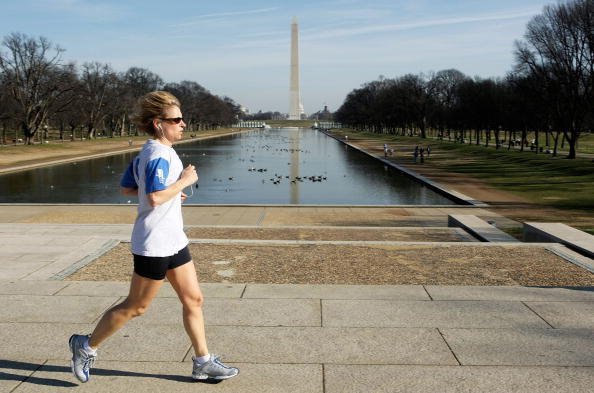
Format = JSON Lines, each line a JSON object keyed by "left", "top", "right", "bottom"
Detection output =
{"left": 68, "top": 242, "right": 594, "bottom": 286}
{"left": 185, "top": 227, "right": 476, "bottom": 242}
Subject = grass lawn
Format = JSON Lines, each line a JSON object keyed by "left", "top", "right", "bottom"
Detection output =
{"left": 265, "top": 120, "right": 316, "bottom": 127}
{"left": 577, "top": 133, "right": 594, "bottom": 154}
{"left": 379, "top": 129, "right": 594, "bottom": 155}
{"left": 431, "top": 142, "right": 594, "bottom": 211}
{"left": 333, "top": 129, "right": 594, "bottom": 231}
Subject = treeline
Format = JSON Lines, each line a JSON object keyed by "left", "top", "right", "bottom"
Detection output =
{"left": 244, "top": 111, "right": 287, "bottom": 121}
{"left": 0, "top": 33, "right": 240, "bottom": 145}
{"left": 335, "top": 0, "right": 594, "bottom": 158}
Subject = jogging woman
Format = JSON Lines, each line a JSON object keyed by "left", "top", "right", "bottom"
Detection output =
{"left": 69, "top": 91, "right": 239, "bottom": 383}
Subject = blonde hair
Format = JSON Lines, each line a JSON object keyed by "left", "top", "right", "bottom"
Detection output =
{"left": 132, "top": 91, "right": 181, "bottom": 136}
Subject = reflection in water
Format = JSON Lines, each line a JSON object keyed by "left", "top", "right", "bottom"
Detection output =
{"left": 290, "top": 129, "right": 300, "bottom": 204}
{"left": 0, "top": 128, "right": 456, "bottom": 205}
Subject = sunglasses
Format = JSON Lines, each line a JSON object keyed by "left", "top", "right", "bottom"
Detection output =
{"left": 161, "top": 117, "right": 184, "bottom": 124}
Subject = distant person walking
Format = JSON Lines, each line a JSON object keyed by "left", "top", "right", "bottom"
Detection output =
{"left": 68, "top": 91, "right": 239, "bottom": 384}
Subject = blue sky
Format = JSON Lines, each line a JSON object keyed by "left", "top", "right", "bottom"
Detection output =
{"left": 1, "top": 0, "right": 553, "bottom": 113}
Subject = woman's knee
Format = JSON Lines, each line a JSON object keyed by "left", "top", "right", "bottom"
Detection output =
{"left": 119, "top": 301, "right": 149, "bottom": 318}
{"left": 131, "top": 305, "right": 148, "bottom": 317}
{"left": 183, "top": 293, "right": 204, "bottom": 309}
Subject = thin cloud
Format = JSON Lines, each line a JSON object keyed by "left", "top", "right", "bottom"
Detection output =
{"left": 173, "top": 7, "right": 279, "bottom": 27}
{"left": 303, "top": 10, "right": 540, "bottom": 40}
{"left": 33, "top": 0, "right": 127, "bottom": 21}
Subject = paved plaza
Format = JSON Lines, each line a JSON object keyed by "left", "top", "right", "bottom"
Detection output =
{"left": 1, "top": 206, "right": 594, "bottom": 392}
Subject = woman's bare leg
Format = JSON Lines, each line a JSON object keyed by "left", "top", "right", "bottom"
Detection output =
{"left": 88, "top": 272, "right": 163, "bottom": 349}
{"left": 166, "top": 261, "right": 209, "bottom": 357}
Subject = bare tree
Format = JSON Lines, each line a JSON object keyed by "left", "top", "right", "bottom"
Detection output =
{"left": 79, "top": 62, "right": 117, "bottom": 139}
{"left": 515, "top": 0, "right": 594, "bottom": 158}
{"left": 0, "top": 33, "right": 74, "bottom": 144}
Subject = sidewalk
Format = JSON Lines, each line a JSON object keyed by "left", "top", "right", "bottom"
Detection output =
{"left": 1, "top": 223, "right": 594, "bottom": 392}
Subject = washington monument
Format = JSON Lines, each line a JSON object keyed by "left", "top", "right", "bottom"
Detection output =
{"left": 289, "top": 16, "right": 304, "bottom": 120}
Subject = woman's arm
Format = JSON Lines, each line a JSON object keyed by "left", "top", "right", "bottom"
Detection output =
{"left": 147, "top": 164, "right": 198, "bottom": 207}
{"left": 120, "top": 187, "right": 138, "bottom": 197}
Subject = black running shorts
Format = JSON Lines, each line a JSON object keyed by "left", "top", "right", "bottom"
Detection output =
{"left": 133, "top": 246, "right": 192, "bottom": 280}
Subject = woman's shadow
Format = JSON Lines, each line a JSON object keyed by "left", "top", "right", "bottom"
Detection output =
{"left": 0, "top": 359, "right": 221, "bottom": 387}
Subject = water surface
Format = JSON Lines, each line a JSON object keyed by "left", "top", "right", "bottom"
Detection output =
{"left": 0, "top": 128, "right": 456, "bottom": 205}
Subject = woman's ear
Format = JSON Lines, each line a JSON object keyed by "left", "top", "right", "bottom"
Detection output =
{"left": 152, "top": 118, "right": 161, "bottom": 131}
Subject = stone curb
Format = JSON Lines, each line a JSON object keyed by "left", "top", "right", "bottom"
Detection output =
{"left": 448, "top": 214, "right": 518, "bottom": 242}
{"left": 319, "top": 130, "right": 488, "bottom": 207}
{"left": 50, "top": 239, "right": 120, "bottom": 280}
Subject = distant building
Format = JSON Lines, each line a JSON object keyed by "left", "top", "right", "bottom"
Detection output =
{"left": 239, "top": 105, "right": 250, "bottom": 115}
{"left": 310, "top": 105, "right": 333, "bottom": 121}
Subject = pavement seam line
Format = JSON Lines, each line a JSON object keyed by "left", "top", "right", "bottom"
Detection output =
{"left": 240, "top": 284, "right": 247, "bottom": 298}
{"left": 51, "top": 283, "right": 71, "bottom": 296}
{"left": 50, "top": 239, "right": 120, "bottom": 280}
{"left": 422, "top": 285, "right": 434, "bottom": 301}
{"left": 322, "top": 363, "right": 326, "bottom": 393}
{"left": 521, "top": 301, "right": 556, "bottom": 329}
{"left": 181, "top": 344, "right": 193, "bottom": 363}
{"left": 437, "top": 328, "right": 462, "bottom": 366}
{"left": 10, "top": 359, "right": 47, "bottom": 393}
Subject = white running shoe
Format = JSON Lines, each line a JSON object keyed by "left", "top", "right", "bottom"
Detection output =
{"left": 68, "top": 334, "right": 96, "bottom": 383}
{"left": 192, "top": 354, "right": 239, "bottom": 380}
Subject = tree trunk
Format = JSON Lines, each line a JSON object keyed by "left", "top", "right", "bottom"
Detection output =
{"left": 566, "top": 130, "right": 577, "bottom": 159}
{"left": 86, "top": 124, "right": 95, "bottom": 139}
{"left": 552, "top": 130, "right": 560, "bottom": 157}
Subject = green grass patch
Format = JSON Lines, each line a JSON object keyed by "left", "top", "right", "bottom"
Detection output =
{"left": 577, "top": 133, "right": 594, "bottom": 154}
{"left": 265, "top": 120, "right": 316, "bottom": 127}
{"left": 499, "top": 227, "right": 524, "bottom": 241}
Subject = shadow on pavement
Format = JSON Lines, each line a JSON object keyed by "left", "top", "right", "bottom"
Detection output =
{"left": 0, "top": 359, "right": 222, "bottom": 387}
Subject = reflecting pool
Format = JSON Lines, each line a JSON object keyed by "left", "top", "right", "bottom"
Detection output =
{"left": 0, "top": 128, "right": 456, "bottom": 205}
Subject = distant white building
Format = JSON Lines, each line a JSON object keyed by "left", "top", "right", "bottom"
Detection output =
{"left": 239, "top": 105, "right": 250, "bottom": 115}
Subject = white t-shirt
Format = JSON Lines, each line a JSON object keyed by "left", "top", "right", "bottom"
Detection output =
{"left": 120, "top": 139, "right": 189, "bottom": 257}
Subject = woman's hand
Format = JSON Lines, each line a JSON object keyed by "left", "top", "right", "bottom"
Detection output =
{"left": 148, "top": 164, "right": 198, "bottom": 207}
{"left": 181, "top": 164, "right": 198, "bottom": 187}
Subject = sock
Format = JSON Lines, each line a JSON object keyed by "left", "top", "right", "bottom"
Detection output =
{"left": 83, "top": 336, "right": 97, "bottom": 354}
{"left": 194, "top": 354, "right": 211, "bottom": 364}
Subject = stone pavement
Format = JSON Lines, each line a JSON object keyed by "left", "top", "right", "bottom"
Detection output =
{"left": 1, "top": 220, "right": 594, "bottom": 392}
